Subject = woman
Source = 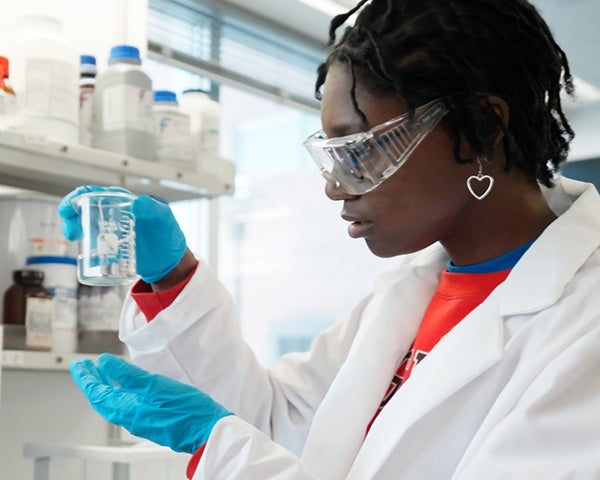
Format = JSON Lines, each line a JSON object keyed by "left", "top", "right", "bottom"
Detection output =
{"left": 62, "top": 0, "right": 600, "bottom": 478}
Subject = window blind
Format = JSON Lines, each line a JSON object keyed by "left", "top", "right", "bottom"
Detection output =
{"left": 147, "top": 0, "right": 326, "bottom": 112}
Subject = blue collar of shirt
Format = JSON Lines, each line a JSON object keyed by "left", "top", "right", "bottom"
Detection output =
{"left": 447, "top": 239, "right": 536, "bottom": 274}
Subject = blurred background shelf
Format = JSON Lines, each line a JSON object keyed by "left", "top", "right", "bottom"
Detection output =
{"left": 0, "top": 129, "right": 235, "bottom": 202}
{"left": 1, "top": 324, "right": 126, "bottom": 371}
{"left": 1, "top": 349, "right": 105, "bottom": 372}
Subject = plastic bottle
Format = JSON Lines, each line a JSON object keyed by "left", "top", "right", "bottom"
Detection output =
{"left": 2, "top": 15, "right": 79, "bottom": 144}
{"left": 153, "top": 90, "right": 194, "bottom": 169}
{"left": 180, "top": 89, "right": 221, "bottom": 176}
{"left": 2, "top": 269, "right": 53, "bottom": 351}
{"left": 77, "top": 284, "right": 126, "bottom": 354}
{"left": 93, "top": 45, "right": 154, "bottom": 160}
{"left": 26, "top": 255, "right": 78, "bottom": 352}
{"left": 78, "top": 55, "right": 97, "bottom": 146}
{"left": 0, "top": 56, "right": 17, "bottom": 130}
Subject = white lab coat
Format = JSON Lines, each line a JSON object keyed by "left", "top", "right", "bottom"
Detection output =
{"left": 120, "top": 176, "right": 600, "bottom": 479}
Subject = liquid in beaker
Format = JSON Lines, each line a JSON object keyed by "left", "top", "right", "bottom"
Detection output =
{"left": 73, "top": 191, "right": 137, "bottom": 286}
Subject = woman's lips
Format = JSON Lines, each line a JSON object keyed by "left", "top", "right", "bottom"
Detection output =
{"left": 347, "top": 220, "right": 373, "bottom": 238}
{"left": 341, "top": 212, "right": 373, "bottom": 238}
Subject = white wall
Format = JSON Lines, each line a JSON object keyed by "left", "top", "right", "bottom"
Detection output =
{"left": 566, "top": 101, "right": 600, "bottom": 162}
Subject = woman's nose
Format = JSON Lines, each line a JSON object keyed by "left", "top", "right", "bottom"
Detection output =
{"left": 324, "top": 180, "right": 360, "bottom": 200}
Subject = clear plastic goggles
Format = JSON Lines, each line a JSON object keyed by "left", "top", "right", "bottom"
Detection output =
{"left": 303, "top": 99, "right": 449, "bottom": 195}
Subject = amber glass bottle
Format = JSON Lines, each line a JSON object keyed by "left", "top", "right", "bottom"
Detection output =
{"left": 3, "top": 269, "right": 53, "bottom": 350}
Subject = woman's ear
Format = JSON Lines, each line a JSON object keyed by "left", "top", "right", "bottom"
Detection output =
{"left": 456, "top": 95, "right": 511, "bottom": 159}
{"left": 486, "top": 95, "right": 510, "bottom": 148}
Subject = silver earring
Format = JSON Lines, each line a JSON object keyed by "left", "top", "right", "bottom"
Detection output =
{"left": 466, "top": 156, "right": 494, "bottom": 200}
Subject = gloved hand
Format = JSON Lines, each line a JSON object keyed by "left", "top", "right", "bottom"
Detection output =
{"left": 131, "top": 194, "right": 187, "bottom": 283}
{"left": 58, "top": 185, "right": 131, "bottom": 241}
{"left": 57, "top": 185, "right": 187, "bottom": 283}
{"left": 70, "top": 353, "right": 233, "bottom": 454}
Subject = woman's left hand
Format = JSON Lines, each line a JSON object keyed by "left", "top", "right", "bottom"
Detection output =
{"left": 70, "top": 353, "right": 233, "bottom": 454}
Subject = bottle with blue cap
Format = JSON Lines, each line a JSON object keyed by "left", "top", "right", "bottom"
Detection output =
{"left": 25, "top": 255, "right": 78, "bottom": 352}
{"left": 152, "top": 90, "right": 194, "bottom": 169}
{"left": 79, "top": 55, "right": 97, "bottom": 146}
{"left": 2, "top": 15, "right": 79, "bottom": 144}
{"left": 92, "top": 45, "right": 154, "bottom": 160}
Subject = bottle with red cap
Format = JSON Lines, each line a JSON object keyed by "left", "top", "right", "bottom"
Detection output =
{"left": 0, "top": 56, "right": 17, "bottom": 129}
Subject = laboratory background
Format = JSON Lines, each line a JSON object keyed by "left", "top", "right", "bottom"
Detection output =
{"left": 0, "top": 0, "right": 598, "bottom": 478}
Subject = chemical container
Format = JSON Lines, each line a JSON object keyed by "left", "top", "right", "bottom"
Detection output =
{"left": 2, "top": 15, "right": 79, "bottom": 144}
{"left": 153, "top": 90, "right": 194, "bottom": 170}
{"left": 2, "top": 269, "right": 53, "bottom": 351}
{"left": 78, "top": 54, "right": 97, "bottom": 146}
{"left": 180, "top": 89, "right": 221, "bottom": 176}
{"left": 93, "top": 45, "right": 154, "bottom": 160}
{"left": 78, "top": 284, "right": 126, "bottom": 354}
{"left": 26, "top": 255, "right": 78, "bottom": 352}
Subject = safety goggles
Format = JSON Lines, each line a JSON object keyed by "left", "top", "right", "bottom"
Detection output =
{"left": 303, "top": 98, "right": 449, "bottom": 195}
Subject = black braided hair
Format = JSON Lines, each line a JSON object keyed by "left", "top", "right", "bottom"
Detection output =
{"left": 315, "top": 0, "right": 575, "bottom": 187}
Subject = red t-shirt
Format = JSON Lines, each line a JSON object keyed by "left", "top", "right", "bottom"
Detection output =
{"left": 130, "top": 261, "right": 198, "bottom": 322}
{"left": 366, "top": 268, "right": 510, "bottom": 434}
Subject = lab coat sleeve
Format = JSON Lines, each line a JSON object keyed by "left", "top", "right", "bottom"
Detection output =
{"left": 455, "top": 325, "right": 600, "bottom": 480}
{"left": 119, "top": 260, "right": 370, "bottom": 454}
{"left": 193, "top": 416, "right": 318, "bottom": 480}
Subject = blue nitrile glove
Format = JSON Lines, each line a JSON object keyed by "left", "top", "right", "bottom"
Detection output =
{"left": 131, "top": 194, "right": 187, "bottom": 283}
{"left": 57, "top": 185, "right": 131, "bottom": 241}
{"left": 70, "top": 353, "right": 233, "bottom": 454}
{"left": 58, "top": 185, "right": 187, "bottom": 283}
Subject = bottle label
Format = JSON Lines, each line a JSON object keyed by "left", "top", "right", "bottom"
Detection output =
{"left": 24, "top": 58, "right": 78, "bottom": 123}
{"left": 154, "top": 112, "right": 194, "bottom": 165}
{"left": 79, "top": 85, "right": 95, "bottom": 145}
{"left": 102, "top": 84, "right": 153, "bottom": 133}
{"left": 78, "top": 286, "right": 124, "bottom": 331}
{"left": 202, "top": 126, "right": 220, "bottom": 153}
{"left": 50, "top": 286, "right": 78, "bottom": 330}
{"left": 25, "top": 296, "right": 53, "bottom": 349}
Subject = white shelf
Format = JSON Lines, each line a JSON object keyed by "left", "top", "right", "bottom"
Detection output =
{"left": 1, "top": 349, "right": 119, "bottom": 372}
{"left": 0, "top": 129, "right": 235, "bottom": 202}
{"left": 23, "top": 441, "right": 181, "bottom": 464}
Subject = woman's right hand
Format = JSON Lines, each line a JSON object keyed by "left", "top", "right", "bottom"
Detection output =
{"left": 57, "top": 185, "right": 189, "bottom": 284}
{"left": 58, "top": 185, "right": 131, "bottom": 241}
{"left": 130, "top": 194, "right": 188, "bottom": 284}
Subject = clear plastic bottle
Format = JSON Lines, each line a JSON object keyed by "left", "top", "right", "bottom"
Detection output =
{"left": 180, "top": 89, "right": 221, "bottom": 176}
{"left": 78, "top": 55, "right": 97, "bottom": 146}
{"left": 77, "top": 284, "right": 127, "bottom": 354}
{"left": 153, "top": 90, "right": 194, "bottom": 169}
{"left": 2, "top": 15, "right": 79, "bottom": 144}
{"left": 93, "top": 45, "right": 154, "bottom": 160}
{"left": 0, "top": 56, "right": 17, "bottom": 130}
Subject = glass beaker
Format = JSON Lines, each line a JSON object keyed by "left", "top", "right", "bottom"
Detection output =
{"left": 73, "top": 191, "right": 137, "bottom": 286}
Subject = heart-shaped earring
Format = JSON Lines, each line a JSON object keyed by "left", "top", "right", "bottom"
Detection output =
{"left": 467, "top": 157, "right": 494, "bottom": 200}
{"left": 467, "top": 174, "right": 494, "bottom": 200}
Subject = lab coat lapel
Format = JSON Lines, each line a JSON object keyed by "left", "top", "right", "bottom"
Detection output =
{"left": 349, "top": 284, "right": 506, "bottom": 478}
{"left": 301, "top": 253, "right": 446, "bottom": 480}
